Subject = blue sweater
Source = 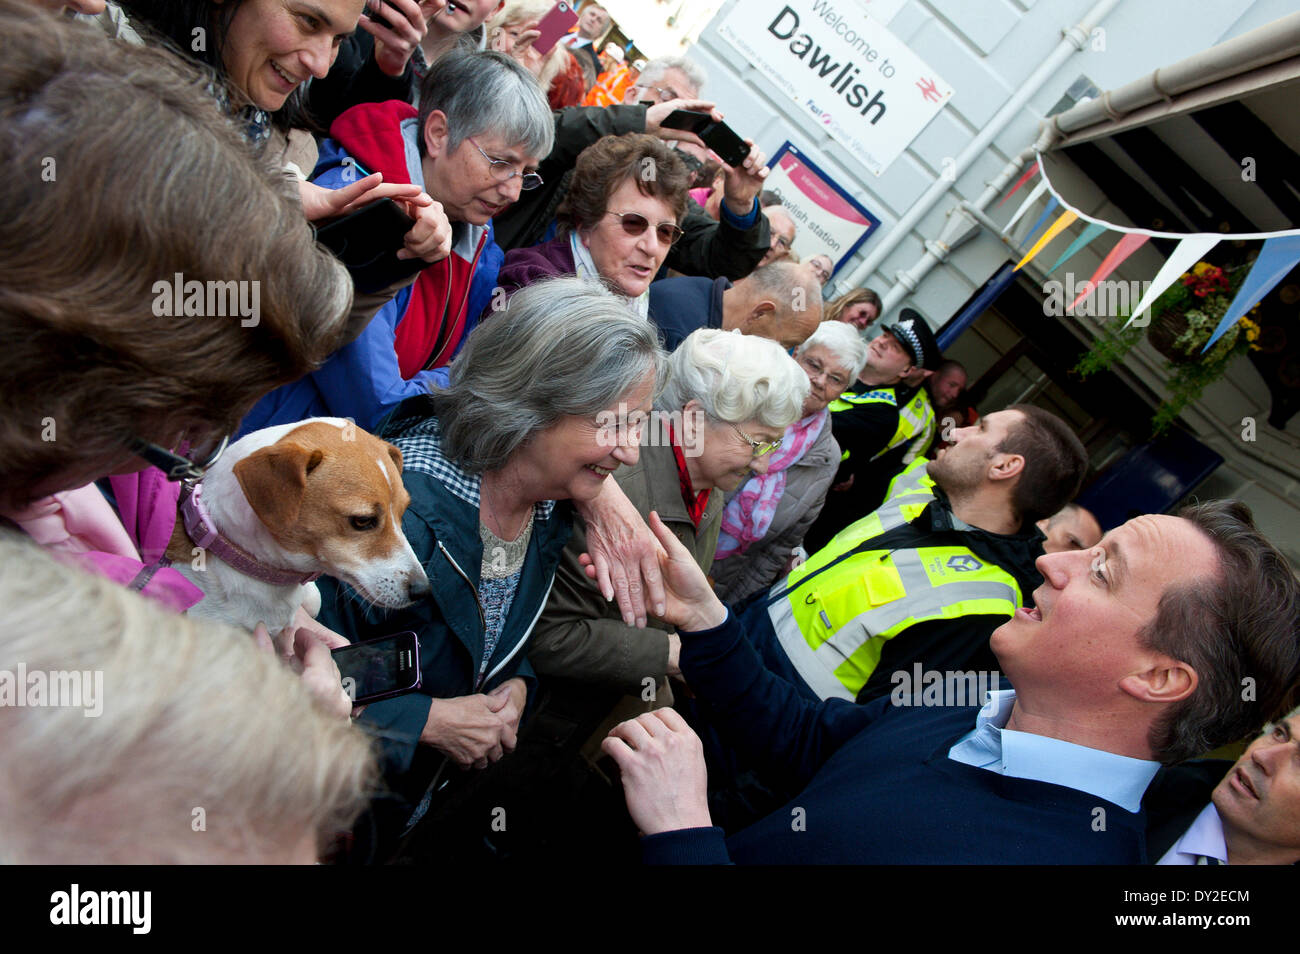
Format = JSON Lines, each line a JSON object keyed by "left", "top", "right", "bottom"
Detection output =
{"left": 647, "top": 275, "right": 730, "bottom": 351}
{"left": 641, "top": 610, "right": 1149, "bottom": 864}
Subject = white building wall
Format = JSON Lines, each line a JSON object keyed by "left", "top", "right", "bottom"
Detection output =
{"left": 685, "top": 0, "right": 1300, "bottom": 552}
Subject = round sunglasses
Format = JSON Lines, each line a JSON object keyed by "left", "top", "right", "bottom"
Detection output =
{"left": 604, "top": 211, "right": 684, "bottom": 246}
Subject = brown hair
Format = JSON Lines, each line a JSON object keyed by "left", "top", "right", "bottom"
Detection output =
{"left": 997, "top": 404, "right": 1088, "bottom": 525}
{"left": 0, "top": 3, "right": 352, "bottom": 508}
{"left": 1141, "top": 499, "right": 1300, "bottom": 764}
{"left": 557, "top": 133, "right": 690, "bottom": 233}
{"left": 825, "top": 287, "right": 883, "bottom": 324}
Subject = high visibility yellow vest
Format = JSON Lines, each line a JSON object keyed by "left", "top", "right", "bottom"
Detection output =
{"left": 765, "top": 461, "right": 1023, "bottom": 701}
{"left": 895, "top": 388, "right": 936, "bottom": 464}
{"left": 828, "top": 388, "right": 898, "bottom": 463}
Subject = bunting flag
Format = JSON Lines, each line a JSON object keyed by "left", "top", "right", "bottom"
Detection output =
{"left": 997, "top": 160, "right": 1040, "bottom": 207}
{"left": 1046, "top": 222, "right": 1108, "bottom": 275}
{"left": 1122, "top": 235, "right": 1220, "bottom": 329}
{"left": 1013, "top": 210, "right": 1078, "bottom": 272}
{"left": 1203, "top": 235, "right": 1300, "bottom": 350}
{"left": 1022, "top": 197, "right": 1061, "bottom": 246}
{"left": 1002, "top": 180, "right": 1048, "bottom": 237}
{"left": 1067, "top": 232, "right": 1151, "bottom": 314}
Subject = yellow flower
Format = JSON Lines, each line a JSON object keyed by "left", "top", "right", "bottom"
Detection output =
{"left": 1192, "top": 262, "right": 1213, "bottom": 276}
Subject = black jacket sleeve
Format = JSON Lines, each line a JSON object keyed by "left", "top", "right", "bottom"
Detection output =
{"left": 665, "top": 199, "right": 771, "bottom": 281}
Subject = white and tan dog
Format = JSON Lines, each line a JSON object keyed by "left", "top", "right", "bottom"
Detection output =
{"left": 167, "top": 418, "right": 430, "bottom": 633}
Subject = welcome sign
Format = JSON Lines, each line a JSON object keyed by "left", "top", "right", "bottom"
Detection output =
{"left": 718, "top": 0, "right": 953, "bottom": 176}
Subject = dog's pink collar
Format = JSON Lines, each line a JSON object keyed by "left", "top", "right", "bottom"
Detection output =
{"left": 179, "top": 482, "right": 323, "bottom": 588}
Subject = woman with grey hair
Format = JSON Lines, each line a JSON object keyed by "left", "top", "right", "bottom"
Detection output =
{"left": 313, "top": 276, "right": 664, "bottom": 860}
{"left": 525, "top": 328, "right": 807, "bottom": 756}
{"left": 712, "top": 321, "right": 868, "bottom": 602}
{"left": 239, "top": 47, "right": 556, "bottom": 436}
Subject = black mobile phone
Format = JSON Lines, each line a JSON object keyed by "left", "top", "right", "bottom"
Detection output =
{"left": 365, "top": 1, "right": 394, "bottom": 31}
{"left": 332, "top": 631, "right": 422, "bottom": 705}
{"left": 314, "top": 197, "right": 425, "bottom": 295}
{"left": 658, "top": 110, "right": 750, "bottom": 167}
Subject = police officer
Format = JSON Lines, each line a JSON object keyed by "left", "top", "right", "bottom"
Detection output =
{"left": 803, "top": 308, "right": 941, "bottom": 554}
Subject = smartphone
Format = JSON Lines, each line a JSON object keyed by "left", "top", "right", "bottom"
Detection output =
{"left": 534, "top": 2, "right": 579, "bottom": 56}
{"left": 332, "top": 631, "right": 422, "bottom": 705}
{"left": 658, "top": 110, "right": 751, "bottom": 167}
{"left": 365, "top": 0, "right": 394, "bottom": 31}
{"left": 314, "top": 197, "right": 425, "bottom": 295}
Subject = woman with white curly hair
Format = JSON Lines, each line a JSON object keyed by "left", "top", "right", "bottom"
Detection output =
{"left": 527, "top": 328, "right": 809, "bottom": 724}
{"left": 711, "top": 320, "right": 868, "bottom": 602}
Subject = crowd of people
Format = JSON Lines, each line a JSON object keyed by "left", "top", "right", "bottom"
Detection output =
{"left": 2, "top": 0, "right": 1298, "bottom": 866}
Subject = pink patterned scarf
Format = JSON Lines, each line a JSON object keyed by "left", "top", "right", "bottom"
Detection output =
{"left": 714, "top": 408, "right": 826, "bottom": 560}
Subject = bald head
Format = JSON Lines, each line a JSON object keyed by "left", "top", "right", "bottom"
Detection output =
{"left": 724, "top": 261, "right": 823, "bottom": 350}
{"left": 1036, "top": 504, "right": 1102, "bottom": 553}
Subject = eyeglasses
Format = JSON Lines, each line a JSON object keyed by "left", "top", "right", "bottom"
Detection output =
{"left": 799, "top": 354, "right": 849, "bottom": 390}
{"left": 467, "top": 137, "right": 543, "bottom": 191}
{"left": 772, "top": 235, "right": 792, "bottom": 252}
{"left": 633, "top": 85, "right": 681, "bottom": 104}
{"left": 128, "top": 432, "right": 230, "bottom": 484}
{"left": 604, "top": 211, "right": 683, "bottom": 246}
{"left": 729, "top": 423, "right": 782, "bottom": 458}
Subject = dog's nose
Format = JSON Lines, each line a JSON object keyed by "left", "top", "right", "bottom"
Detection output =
{"left": 407, "top": 568, "right": 432, "bottom": 602}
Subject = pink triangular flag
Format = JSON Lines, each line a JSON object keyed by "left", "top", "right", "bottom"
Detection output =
{"left": 1067, "top": 232, "right": 1151, "bottom": 314}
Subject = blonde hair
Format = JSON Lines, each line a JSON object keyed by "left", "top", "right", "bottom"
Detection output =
{"left": 0, "top": 535, "right": 377, "bottom": 863}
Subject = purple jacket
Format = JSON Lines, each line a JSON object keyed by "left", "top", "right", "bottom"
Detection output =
{"left": 497, "top": 235, "right": 576, "bottom": 297}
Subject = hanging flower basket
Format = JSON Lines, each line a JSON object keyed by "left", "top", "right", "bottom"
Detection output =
{"left": 1146, "top": 306, "right": 1196, "bottom": 364}
{"left": 1075, "top": 260, "right": 1262, "bottom": 434}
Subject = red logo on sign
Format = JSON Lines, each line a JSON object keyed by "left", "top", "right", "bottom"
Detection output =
{"left": 916, "top": 77, "right": 942, "bottom": 102}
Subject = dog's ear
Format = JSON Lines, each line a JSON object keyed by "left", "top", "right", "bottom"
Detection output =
{"left": 384, "top": 442, "right": 404, "bottom": 474}
{"left": 233, "top": 443, "right": 325, "bottom": 534}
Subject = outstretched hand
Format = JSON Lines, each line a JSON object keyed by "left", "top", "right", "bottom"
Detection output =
{"left": 581, "top": 511, "right": 726, "bottom": 633}
{"left": 574, "top": 481, "right": 666, "bottom": 628}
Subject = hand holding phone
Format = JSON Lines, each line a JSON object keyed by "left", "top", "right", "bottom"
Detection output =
{"left": 533, "top": 2, "right": 579, "bottom": 56}
{"left": 331, "top": 631, "right": 422, "bottom": 705}
{"left": 657, "top": 109, "right": 751, "bottom": 167}
{"left": 314, "top": 197, "right": 427, "bottom": 294}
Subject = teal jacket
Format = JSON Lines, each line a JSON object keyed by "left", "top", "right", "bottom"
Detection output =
{"left": 316, "top": 396, "right": 574, "bottom": 791}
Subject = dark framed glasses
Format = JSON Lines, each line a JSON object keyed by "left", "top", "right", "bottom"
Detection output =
{"left": 467, "top": 136, "right": 543, "bottom": 191}
{"left": 605, "top": 211, "right": 684, "bottom": 246}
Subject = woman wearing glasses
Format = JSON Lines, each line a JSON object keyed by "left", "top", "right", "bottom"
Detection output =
{"left": 520, "top": 329, "right": 807, "bottom": 784}
{"left": 496, "top": 133, "right": 691, "bottom": 317}
{"left": 710, "top": 321, "right": 868, "bottom": 603}
{"left": 238, "top": 49, "right": 554, "bottom": 436}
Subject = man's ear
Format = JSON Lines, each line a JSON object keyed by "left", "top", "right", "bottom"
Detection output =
{"left": 423, "top": 109, "right": 449, "bottom": 159}
{"left": 745, "top": 299, "right": 777, "bottom": 326}
{"left": 233, "top": 443, "right": 325, "bottom": 535}
{"left": 988, "top": 451, "right": 1025, "bottom": 483}
{"left": 1119, "top": 660, "right": 1198, "bottom": 705}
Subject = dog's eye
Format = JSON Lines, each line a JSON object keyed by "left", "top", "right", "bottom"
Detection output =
{"left": 350, "top": 515, "right": 380, "bottom": 531}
